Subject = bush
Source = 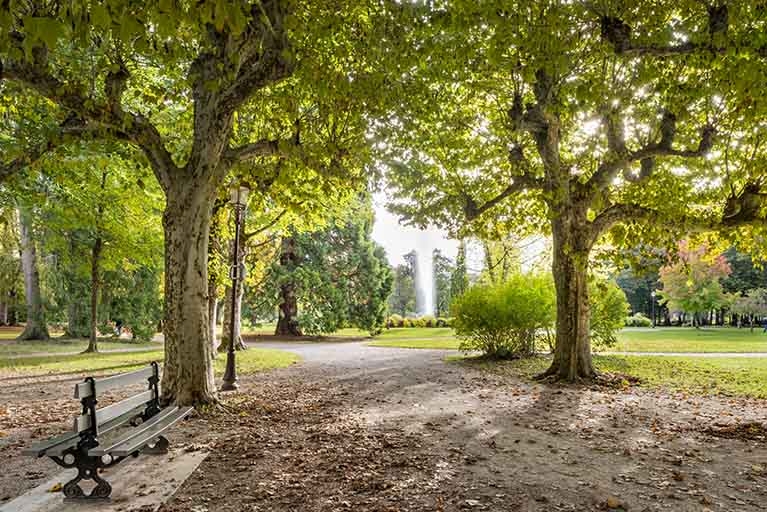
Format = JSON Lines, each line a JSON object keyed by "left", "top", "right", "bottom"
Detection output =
{"left": 421, "top": 314, "right": 436, "bottom": 327}
{"left": 451, "top": 273, "right": 555, "bottom": 358}
{"left": 402, "top": 317, "right": 413, "bottom": 328}
{"left": 589, "top": 278, "right": 630, "bottom": 348}
{"left": 436, "top": 317, "right": 451, "bottom": 327}
{"left": 387, "top": 314, "right": 404, "bottom": 328}
{"left": 625, "top": 312, "right": 653, "bottom": 327}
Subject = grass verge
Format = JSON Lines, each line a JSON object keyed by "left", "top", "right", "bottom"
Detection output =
{"left": 611, "top": 327, "right": 767, "bottom": 353}
{"left": 0, "top": 346, "right": 299, "bottom": 376}
{"left": 0, "top": 337, "right": 157, "bottom": 356}
{"left": 454, "top": 354, "right": 767, "bottom": 399}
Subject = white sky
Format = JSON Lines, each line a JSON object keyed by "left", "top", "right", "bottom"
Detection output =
{"left": 371, "top": 192, "right": 458, "bottom": 266}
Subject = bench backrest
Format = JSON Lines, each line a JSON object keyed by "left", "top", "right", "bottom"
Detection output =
{"left": 72, "top": 362, "right": 160, "bottom": 435}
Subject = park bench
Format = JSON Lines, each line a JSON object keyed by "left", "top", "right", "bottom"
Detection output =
{"left": 23, "top": 362, "right": 192, "bottom": 499}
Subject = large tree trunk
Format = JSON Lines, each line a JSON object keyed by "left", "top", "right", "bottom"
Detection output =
{"left": 16, "top": 207, "right": 49, "bottom": 341}
{"left": 219, "top": 280, "right": 247, "bottom": 351}
{"left": 84, "top": 237, "right": 102, "bottom": 353}
{"left": 161, "top": 182, "right": 217, "bottom": 406}
{"left": 275, "top": 236, "right": 302, "bottom": 336}
{"left": 540, "top": 216, "right": 595, "bottom": 381}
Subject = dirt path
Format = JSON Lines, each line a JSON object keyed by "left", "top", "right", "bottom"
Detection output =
{"left": 2, "top": 342, "right": 766, "bottom": 511}
{"left": 162, "top": 341, "right": 767, "bottom": 511}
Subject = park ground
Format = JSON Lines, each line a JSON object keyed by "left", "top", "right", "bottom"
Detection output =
{"left": 0, "top": 327, "right": 766, "bottom": 511}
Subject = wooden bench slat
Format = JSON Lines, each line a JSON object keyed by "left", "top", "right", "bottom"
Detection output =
{"left": 24, "top": 404, "right": 147, "bottom": 457}
{"left": 74, "top": 366, "right": 154, "bottom": 399}
{"left": 88, "top": 406, "right": 180, "bottom": 456}
{"left": 107, "top": 406, "right": 192, "bottom": 457}
{"left": 73, "top": 390, "right": 154, "bottom": 433}
{"left": 22, "top": 430, "right": 79, "bottom": 457}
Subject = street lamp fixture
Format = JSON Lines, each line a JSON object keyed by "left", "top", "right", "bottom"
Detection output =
{"left": 650, "top": 291, "right": 656, "bottom": 329}
{"left": 221, "top": 184, "right": 249, "bottom": 392}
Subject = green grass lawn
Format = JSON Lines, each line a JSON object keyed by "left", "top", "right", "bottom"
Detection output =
{"left": 611, "top": 327, "right": 767, "bottom": 353}
{"left": 368, "top": 326, "right": 767, "bottom": 353}
{"left": 459, "top": 354, "right": 767, "bottom": 399}
{"left": 0, "top": 346, "right": 299, "bottom": 376}
{"left": 0, "top": 337, "right": 158, "bottom": 357}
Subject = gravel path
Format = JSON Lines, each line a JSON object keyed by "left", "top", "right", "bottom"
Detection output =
{"left": 166, "top": 340, "right": 767, "bottom": 511}
{"left": 3, "top": 340, "right": 767, "bottom": 511}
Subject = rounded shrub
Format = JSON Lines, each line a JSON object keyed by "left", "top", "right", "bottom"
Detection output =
{"left": 451, "top": 273, "right": 555, "bottom": 358}
{"left": 387, "top": 314, "right": 404, "bottom": 328}
{"left": 589, "top": 278, "right": 631, "bottom": 348}
{"left": 625, "top": 312, "right": 653, "bottom": 327}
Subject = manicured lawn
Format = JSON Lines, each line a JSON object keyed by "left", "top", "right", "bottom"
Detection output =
{"left": 368, "top": 328, "right": 459, "bottom": 349}
{"left": 612, "top": 327, "right": 767, "bottom": 353}
{"left": 0, "top": 337, "right": 158, "bottom": 357}
{"left": 0, "top": 347, "right": 299, "bottom": 376}
{"left": 368, "top": 326, "right": 767, "bottom": 353}
{"left": 460, "top": 354, "right": 767, "bottom": 399}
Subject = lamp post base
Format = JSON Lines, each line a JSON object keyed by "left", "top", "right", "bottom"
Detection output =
{"left": 220, "top": 379, "right": 239, "bottom": 391}
{"left": 220, "top": 350, "right": 239, "bottom": 392}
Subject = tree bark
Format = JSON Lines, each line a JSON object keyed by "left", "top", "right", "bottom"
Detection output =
{"left": 539, "top": 214, "right": 595, "bottom": 381}
{"left": 160, "top": 181, "right": 217, "bottom": 406}
{"left": 84, "top": 237, "right": 102, "bottom": 353}
{"left": 16, "top": 207, "right": 49, "bottom": 341}
{"left": 275, "top": 236, "right": 302, "bottom": 336}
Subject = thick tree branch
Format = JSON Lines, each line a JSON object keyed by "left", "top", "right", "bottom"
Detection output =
{"left": 244, "top": 209, "right": 287, "bottom": 241}
{"left": 222, "top": 138, "right": 287, "bottom": 166}
{"left": 463, "top": 173, "right": 544, "bottom": 221}
{"left": 1, "top": 35, "right": 179, "bottom": 190}
{"left": 587, "top": 110, "right": 715, "bottom": 192}
{"left": 600, "top": 9, "right": 767, "bottom": 59}
{"left": 0, "top": 119, "right": 95, "bottom": 182}
{"left": 217, "top": 2, "right": 294, "bottom": 115}
{"left": 588, "top": 202, "right": 659, "bottom": 244}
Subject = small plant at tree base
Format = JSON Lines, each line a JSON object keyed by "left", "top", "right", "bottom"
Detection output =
{"left": 451, "top": 273, "right": 555, "bottom": 359}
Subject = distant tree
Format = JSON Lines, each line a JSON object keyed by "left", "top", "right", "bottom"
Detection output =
{"left": 722, "top": 248, "right": 767, "bottom": 296}
{"left": 433, "top": 249, "right": 455, "bottom": 318}
{"left": 450, "top": 240, "right": 469, "bottom": 301}
{"left": 0, "top": 207, "right": 21, "bottom": 326}
{"left": 658, "top": 241, "right": 732, "bottom": 327}
{"left": 16, "top": 205, "right": 49, "bottom": 340}
{"left": 388, "top": 253, "right": 417, "bottom": 316}
{"left": 730, "top": 288, "right": 767, "bottom": 331}
{"left": 270, "top": 198, "right": 393, "bottom": 335}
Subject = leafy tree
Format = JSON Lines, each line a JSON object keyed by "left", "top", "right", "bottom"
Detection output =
{"left": 1, "top": 1, "right": 383, "bottom": 404}
{"left": 267, "top": 198, "right": 392, "bottom": 335}
{"left": 658, "top": 241, "right": 732, "bottom": 327}
{"left": 449, "top": 240, "right": 469, "bottom": 301}
{"left": 380, "top": 2, "right": 767, "bottom": 380}
{"left": 722, "top": 248, "right": 767, "bottom": 296}
{"left": 432, "top": 249, "right": 454, "bottom": 318}
{"left": 388, "top": 254, "right": 416, "bottom": 317}
{"left": 0, "top": 207, "right": 21, "bottom": 325}
{"left": 731, "top": 289, "right": 767, "bottom": 331}
{"left": 16, "top": 205, "right": 49, "bottom": 340}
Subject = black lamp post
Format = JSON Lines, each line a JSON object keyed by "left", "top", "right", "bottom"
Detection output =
{"left": 650, "top": 291, "right": 656, "bottom": 328}
{"left": 221, "top": 184, "right": 249, "bottom": 392}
